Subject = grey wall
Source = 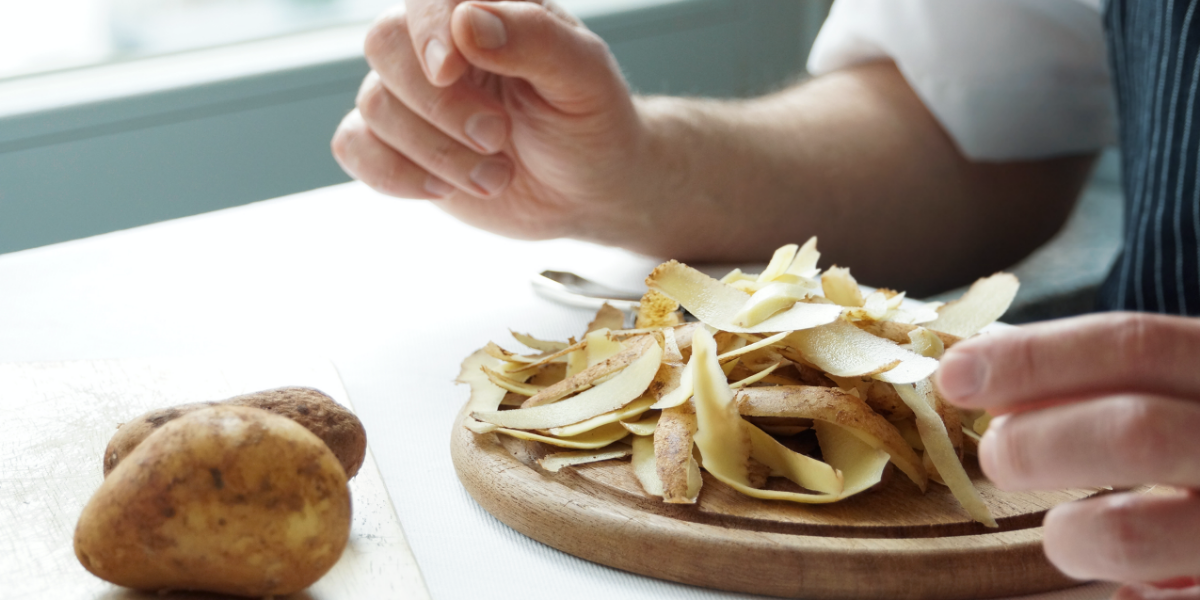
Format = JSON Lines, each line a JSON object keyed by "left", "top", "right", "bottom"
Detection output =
{"left": 0, "top": 0, "right": 829, "bottom": 255}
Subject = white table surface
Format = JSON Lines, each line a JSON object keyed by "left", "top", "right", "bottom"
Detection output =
{"left": 0, "top": 182, "right": 1117, "bottom": 600}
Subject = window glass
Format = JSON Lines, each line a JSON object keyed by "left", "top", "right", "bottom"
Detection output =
{"left": 0, "top": 0, "right": 655, "bottom": 82}
{"left": 0, "top": 0, "right": 395, "bottom": 81}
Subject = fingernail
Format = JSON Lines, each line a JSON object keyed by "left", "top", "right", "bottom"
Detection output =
{"left": 464, "top": 113, "right": 507, "bottom": 153}
{"left": 424, "top": 175, "right": 456, "bottom": 198}
{"left": 936, "top": 352, "right": 987, "bottom": 402}
{"left": 468, "top": 6, "right": 507, "bottom": 49}
{"left": 424, "top": 38, "right": 448, "bottom": 79}
{"left": 470, "top": 159, "right": 512, "bottom": 195}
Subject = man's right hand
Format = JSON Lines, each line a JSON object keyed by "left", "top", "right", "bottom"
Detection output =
{"left": 331, "top": 1, "right": 654, "bottom": 242}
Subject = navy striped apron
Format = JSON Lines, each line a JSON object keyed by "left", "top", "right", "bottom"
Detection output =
{"left": 1100, "top": 0, "right": 1200, "bottom": 315}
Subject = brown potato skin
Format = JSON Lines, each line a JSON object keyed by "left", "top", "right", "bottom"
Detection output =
{"left": 75, "top": 406, "right": 352, "bottom": 597}
{"left": 103, "top": 387, "right": 366, "bottom": 479}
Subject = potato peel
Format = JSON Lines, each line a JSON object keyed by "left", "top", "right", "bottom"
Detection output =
{"left": 821, "top": 266, "right": 865, "bottom": 308}
{"left": 511, "top": 330, "right": 569, "bottom": 353}
{"left": 491, "top": 421, "right": 631, "bottom": 450}
{"left": 503, "top": 339, "right": 588, "bottom": 375}
{"left": 703, "top": 423, "right": 889, "bottom": 505}
{"left": 757, "top": 243, "right": 800, "bottom": 282}
{"left": 474, "top": 338, "right": 664, "bottom": 430}
{"left": 456, "top": 349, "right": 511, "bottom": 433}
{"left": 733, "top": 282, "right": 821, "bottom": 328}
{"left": 636, "top": 290, "right": 684, "bottom": 329}
{"left": 539, "top": 446, "right": 632, "bottom": 473}
{"left": 585, "top": 328, "right": 624, "bottom": 367}
{"left": 735, "top": 386, "right": 926, "bottom": 491}
{"left": 632, "top": 435, "right": 664, "bottom": 496}
{"left": 907, "top": 327, "right": 946, "bottom": 359}
{"left": 853, "top": 320, "right": 962, "bottom": 349}
{"left": 650, "top": 360, "right": 694, "bottom": 410}
{"left": 621, "top": 412, "right": 661, "bottom": 436}
{"left": 459, "top": 240, "right": 1013, "bottom": 527}
{"left": 481, "top": 366, "right": 544, "bottom": 396}
{"left": 786, "top": 236, "right": 821, "bottom": 278}
{"left": 729, "top": 362, "right": 782, "bottom": 389}
{"left": 785, "top": 320, "right": 937, "bottom": 384}
{"left": 647, "top": 260, "right": 842, "bottom": 334}
{"left": 522, "top": 335, "right": 656, "bottom": 408}
{"left": 893, "top": 380, "right": 996, "bottom": 527}
{"left": 587, "top": 303, "right": 626, "bottom": 333}
{"left": 926, "top": 273, "right": 1019, "bottom": 338}
{"left": 547, "top": 396, "right": 657, "bottom": 438}
{"left": 747, "top": 422, "right": 843, "bottom": 494}
{"left": 654, "top": 407, "right": 700, "bottom": 503}
{"left": 718, "top": 332, "right": 788, "bottom": 364}
{"left": 690, "top": 328, "right": 752, "bottom": 487}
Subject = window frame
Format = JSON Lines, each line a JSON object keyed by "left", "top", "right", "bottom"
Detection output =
{"left": 0, "top": 0, "right": 829, "bottom": 255}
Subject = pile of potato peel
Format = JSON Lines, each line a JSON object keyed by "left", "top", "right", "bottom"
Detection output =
{"left": 459, "top": 238, "right": 1017, "bottom": 527}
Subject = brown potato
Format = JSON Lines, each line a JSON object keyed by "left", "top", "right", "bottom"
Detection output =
{"left": 103, "top": 387, "right": 366, "bottom": 479}
{"left": 75, "top": 405, "right": 352, "bottom": 596}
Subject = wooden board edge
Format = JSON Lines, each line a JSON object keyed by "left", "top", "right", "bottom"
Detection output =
{"left": 449, "top": 407, "right": 1082, "bottom": 600}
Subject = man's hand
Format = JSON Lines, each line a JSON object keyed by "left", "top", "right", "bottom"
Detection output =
{"left": 332, "top": 1, "right": 651, "bottom": 242}
{"left": 936, "top": 313, "right": 1200, "bottom": 597}
{"left": 332, "top": 1, "right": 1096, "bottom": 293}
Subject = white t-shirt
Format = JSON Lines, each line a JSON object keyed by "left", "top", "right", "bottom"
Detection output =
{"left": 807, "top": 0, "right": 1116, "bottom": 161}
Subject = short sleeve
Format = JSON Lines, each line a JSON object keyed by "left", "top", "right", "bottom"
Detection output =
{"left": 806, "top": 0, "right": 1116, "bottom": 161}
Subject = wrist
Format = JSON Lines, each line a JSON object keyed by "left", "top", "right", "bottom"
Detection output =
{"left": 594, "top": 96, "right": 706, "bottom": 255}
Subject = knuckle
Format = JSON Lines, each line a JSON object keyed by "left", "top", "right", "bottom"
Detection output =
{"left": 577, "top": 29, "right": 611, "bottom": 58}
{"left": 359, "top": 157, "right": 411, "bottom": 199}
{"left": 1110, "top": 313, "right": 1159, "bottom": 377}
{"left": 420, "top": 86, "right": 456, "bottom": 122}
{"left": 364, "top": 9, "right": 410, "bottom": 60}
{"left": 423, "top": 138, "right": 459, "bottom": 174}
{"left": 378, "top": 162, "right": 414, "bottom": 198}
{"left": 1004, "top": 330, "right": 1042, "bottom": 389}
{"left": 356, "top": 80, "right": 390, "bottom": 119}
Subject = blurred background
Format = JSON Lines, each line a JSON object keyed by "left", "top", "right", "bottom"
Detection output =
{"left": 0, "top": 0, "right": 1124, "bottom": 321}
{"left": 0, "top": 0, "right": 832, "bottom": 255}
{"left": 1, "top": 0, "right": 396, "bottom": 81}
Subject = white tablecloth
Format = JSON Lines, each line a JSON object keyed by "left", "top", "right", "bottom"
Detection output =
{"left": 0, "top": 182, "right": 1116, "bottom": 600}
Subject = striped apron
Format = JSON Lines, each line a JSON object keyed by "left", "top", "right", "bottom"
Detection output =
{"left": 1100, "top": 0, "right": 1200, "bottom": 315}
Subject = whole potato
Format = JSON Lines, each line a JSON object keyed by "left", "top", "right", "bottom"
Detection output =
{"left": 75, "top": 405, "right": 352, "bottom": 597}
{"left": 103, "top": 387, "right": 366, "bottom": 479}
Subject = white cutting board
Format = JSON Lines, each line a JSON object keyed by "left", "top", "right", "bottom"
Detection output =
{"left": 0, "top": 357, "right": 429, "bottom": 600}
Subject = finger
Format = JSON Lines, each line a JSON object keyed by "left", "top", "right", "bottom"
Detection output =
{"left": 363, "top": 11, "right": 510, "bottom": 154}
{"left": 357, "top": 74, "right": 513, "bottom": 197}
{"left": 370, "top": 2, "right": 470, "bottom": 87}
{"left": 1043, "top": 490, "right": 1200, "bottom": 584}
{"left": 450, "top": 1, "right": 628, "bottom": 113}
{"left": 1115, "top": 583, "right": 1200, "bottom": 600}
{"left": 980, "top": 395, "right": 1200, "bottom": 490}
{"left": 331, "top": 110, "right": 456, "bottom": 199}
{"left": 936, "top": 313, "right": 1200, "bottom": 411}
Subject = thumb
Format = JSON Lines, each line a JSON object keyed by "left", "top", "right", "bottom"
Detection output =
{"left": 450, "top": 1, "right": 628, "bottom": 114}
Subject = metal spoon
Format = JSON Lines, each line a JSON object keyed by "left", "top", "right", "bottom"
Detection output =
{"left": 531, "top": 270, "right": 643, "bottom": 312}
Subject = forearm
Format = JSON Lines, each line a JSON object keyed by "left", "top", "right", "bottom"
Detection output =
{"left": 619, "top": 61, "right": 1096, "bottom": 295}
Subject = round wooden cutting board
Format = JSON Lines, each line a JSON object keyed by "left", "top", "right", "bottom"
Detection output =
{"left": 451, "top": 407, "right": 1118, "bottom": 600}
